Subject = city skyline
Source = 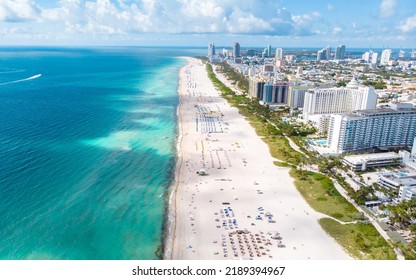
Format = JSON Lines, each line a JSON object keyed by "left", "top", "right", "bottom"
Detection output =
{"left": 0, "top": 0, "right": 415, "bottom": 47}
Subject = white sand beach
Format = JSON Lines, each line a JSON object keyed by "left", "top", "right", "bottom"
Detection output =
{"left": 168, "top": 57, "right": 352, "bottom": 260}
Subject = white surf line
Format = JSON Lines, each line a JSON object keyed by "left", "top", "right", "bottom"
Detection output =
{"left": 0, "top": 69, "right": 26, "bottom": 74}
{"left": 0, "top": 74, "right": 42, "bottom": 86}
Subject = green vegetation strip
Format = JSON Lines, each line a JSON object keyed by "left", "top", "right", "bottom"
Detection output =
{"left": 319, "top": 218, "right": 396, "bottom": 260}
{"left": 290, "top": 169, "right": 359, "bottom": 222}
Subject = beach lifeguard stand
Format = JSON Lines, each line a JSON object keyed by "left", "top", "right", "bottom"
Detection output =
{"left": 197, "top": 169, "right": 206, "bottom": 176}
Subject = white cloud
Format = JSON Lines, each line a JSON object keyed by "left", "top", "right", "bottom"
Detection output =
{"left": 398, "top": 15, "right": 416, "bottom": 32}
{"left": 0, "top": 0, "right": 40, "bottom": 22}
{"left": 0, "top": 0, "right": 322, "bottom": 37}
{"left": 291, "top": 11, "right": 321, "bottom": 35}
{"left": 291, "top": 11, "right": 321, "bottom": 26}
{"left": 379, "top": 0, "right": 396, "bottom": 19}
{"left": 332, "top": 27, "right": 342, "bottom": 34}
{"left": 227, "top": 9, "right": 273, "bottom": 34}
{"left": 327, "top": 4, "right": 333, "bottom": 11}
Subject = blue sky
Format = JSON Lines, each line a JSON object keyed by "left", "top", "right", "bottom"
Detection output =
{"left": 0, "top": 0, "right": 415, "bottom": 47}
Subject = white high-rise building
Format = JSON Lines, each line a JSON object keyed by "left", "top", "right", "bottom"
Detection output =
{"left": 362, "top": 51, "right": 372, "bottom": 62}
{"left": 371, "top": 52, "right": 379, "bottom": 64}
{"left": 412, "top": 137, "right": 416, "bottom": 157}
{"left": 398, "top": 185, "right": 416, "bottom": 202}
{"left": 317, "top": 49, "right": 325, "bottom": 61}
{"left": 275, "top": 48, "right": 284, "bottom": 60}
{"left": 327, "top": 103, "right": 416, "bottom": 154}
{"left": 380, "top": 49, "right": 392, "bottom": 65}
{"left": 303, "top": 78, "right": 377, "bottom": 121}
{"left": 288, "top": 87, "right": 308, "bottom": 109}
{"left": 325, "top": 46, "right": 331, "bottom": 60}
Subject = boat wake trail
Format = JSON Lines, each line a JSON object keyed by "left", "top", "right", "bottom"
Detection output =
{"left": 0, "top": 74, "right": 42, "bottom": 86}
{"left": 0, "top": 69, "right": 26, "bottom": 74}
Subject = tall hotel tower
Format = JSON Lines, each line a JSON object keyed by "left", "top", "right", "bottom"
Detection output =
{"left": 328, "top": 103, "right": 416, "bottom": 154}
{"left": 303, "top": 78, "right": 377, "bottom": 121}
{"left": 233, "top": 42, "right": 241, "bottom": 57}
{"left": 275, "top": 48, "right": 284, "bottom": 60}
{"left": 380, "top": 49, "right": 392, "bottom": 65}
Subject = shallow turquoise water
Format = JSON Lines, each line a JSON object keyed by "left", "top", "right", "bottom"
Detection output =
{"left": 0, "top": 47, "right": 202, "bottom": 259}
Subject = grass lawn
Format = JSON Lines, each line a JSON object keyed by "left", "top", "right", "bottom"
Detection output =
{"left": 319, "top": 218, "right": 396, "bottom": 259}
{"left": 396, "top": 242, "right": 416, "bottom": 260}
{"left": 273, "top": 161, "right": 293, "bottom": 168}
{"left": 290, "top": 169, "right": 360, "bottom": 222}
{"left": 262, "top": 136, "right": 302, "bottom": 166}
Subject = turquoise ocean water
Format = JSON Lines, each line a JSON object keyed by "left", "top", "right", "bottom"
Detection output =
{"left": 0, "top": 47, "right": 203, "bottom": 259}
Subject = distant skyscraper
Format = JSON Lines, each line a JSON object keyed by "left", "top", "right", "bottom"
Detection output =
{"left": 267, "top": 45, "right": 272, "bottom": 57}
{"left": 334, "top": 45, "right": 345, "bottom": 60}
{"left": 317, "top": 49, "right": 325, "bottom": 61}
{"left": 317, "top": 46, "right": 331, "bottom": 61}
{"left": 233, "top": 42, "right": 241, "bottom": 57}
{"left": 275, "top": 48, "right": 284, "bottom": 60}
{"left": 371, "top": 52, "right": 379, "bottom": 64}
{"left": 411, "top": 50, "right": 416, "bottom": 58}
{"left": 399, "top": 49, "right": 405, "bottom": 58}
{"left": 208, "top": 43, "right": 215, "bottom": 57}
{"left": 325, "top": 46, "right": 331, "bottom": 60}
{"left": 380, "top": 49, "right": 392, "bottom": 65}
{"left": 362, "top": 51, "right": 371, "bottom": 62}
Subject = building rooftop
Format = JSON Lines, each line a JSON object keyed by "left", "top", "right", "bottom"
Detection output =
{"left": 379, "top": 172, "right": 416, "bottom": 187}
{"left": 345, "top": 103, "right": 416, "bottom": 118}
{"left": 346, "top": 77, "right": 360, "bottom": 88}
{"left": 344, "top": 152, "right": 401, "bottom": 164}
{"left": 384, "top": 176, "right": 416, "bottom": 187}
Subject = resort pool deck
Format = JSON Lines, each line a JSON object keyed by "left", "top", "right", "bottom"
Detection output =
{"left": 309, "top": 139, "right": 328, "bottom": 146}
{"left": 315, "top": 140, "right": 328, "bottom": 145}
{"left": 394, "top": 173, "right": 409, "bottom": 178}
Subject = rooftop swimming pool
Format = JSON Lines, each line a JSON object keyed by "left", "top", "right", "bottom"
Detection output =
{"left": 314, "top": 140, "right": 328, "bottom": 146}
{"left": 394, "top": 173, "right": 408, "bottom": 178}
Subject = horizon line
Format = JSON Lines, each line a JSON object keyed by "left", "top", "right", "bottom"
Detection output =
{"left": 0, "top": 45, "right": 414, "bottom": 50}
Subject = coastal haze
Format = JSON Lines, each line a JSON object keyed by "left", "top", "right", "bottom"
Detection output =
{"left": 0, "top": 0, "right": 415, "bottom": 261}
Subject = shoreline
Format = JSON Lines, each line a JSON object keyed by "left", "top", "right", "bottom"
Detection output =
{"left": 166, "top": 57, "right": 352, "bottom": 260}
{"left": 163, "top": 57, "right": 190, "bottom": 260}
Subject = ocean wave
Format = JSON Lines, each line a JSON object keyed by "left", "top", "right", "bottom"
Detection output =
{"left": 0, "top": 74, "right": 42, "bottom": 86}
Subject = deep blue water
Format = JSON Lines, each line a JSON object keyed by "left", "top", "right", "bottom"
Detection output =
{"left": 0, "top": 47, "right": 203, "bottom": 259}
